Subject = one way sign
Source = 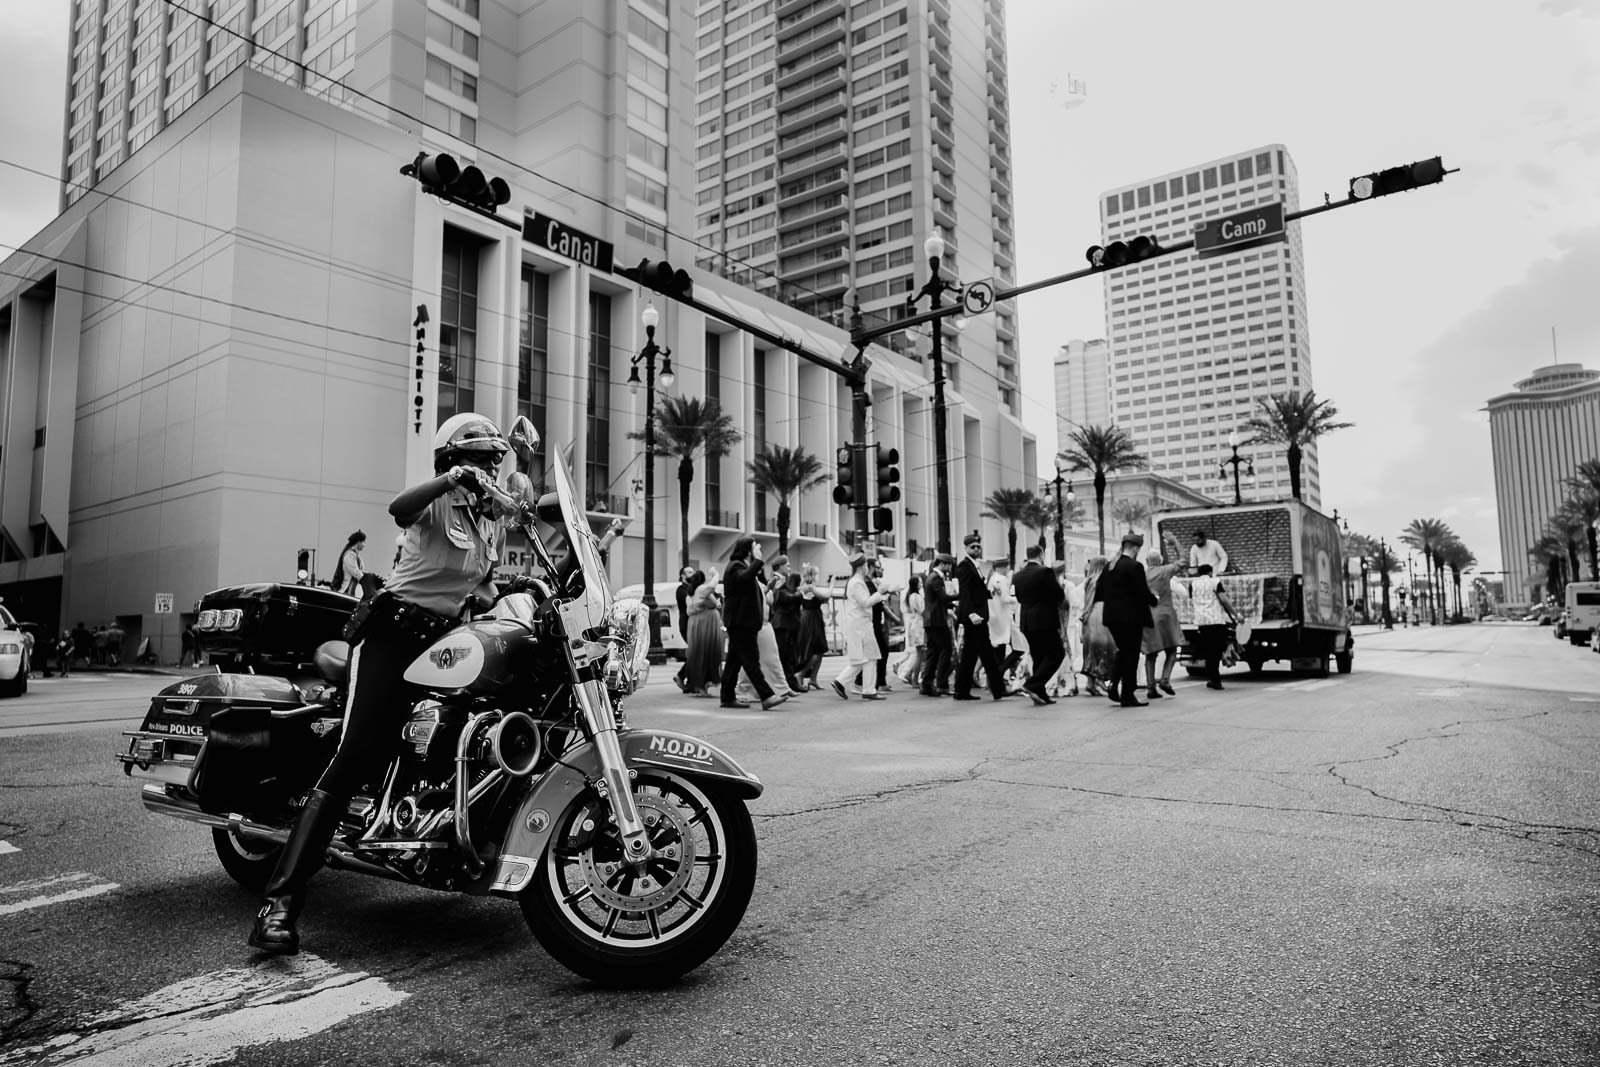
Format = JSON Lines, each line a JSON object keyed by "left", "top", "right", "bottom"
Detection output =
{"left": 961, "top": 278, "right": 997, "bottom": 316}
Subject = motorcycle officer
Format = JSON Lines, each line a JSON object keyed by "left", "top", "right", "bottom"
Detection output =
{"left": 249, "top": 413, "right": 514, "bottom": 955}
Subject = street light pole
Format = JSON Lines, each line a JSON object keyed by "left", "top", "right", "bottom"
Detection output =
{"left": 1219, "top": 431, "right": 1253, "bottom": 506}
{"left": 629, "top": 304, "right": 674, "bottom": 657}
{"left": 910, "top": 233, "right": 956, "bottom": 555}
{"left": 1378, "top": 537, "right": 1394, "bottom": 630}
{"left": 1048, "top": 462, "right": 1074, "bottom": 563}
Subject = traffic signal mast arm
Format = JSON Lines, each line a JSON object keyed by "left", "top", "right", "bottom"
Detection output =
{"left": 850, "top": 156, "right": 1453, "bottom": 347}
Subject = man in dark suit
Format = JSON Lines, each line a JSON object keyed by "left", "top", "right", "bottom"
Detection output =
{"left": 920, "top": 553, "right": 956, "bottom": 696}
{"left": 673, "top": 565, "right": 695, "bottom": 690}
{"left": 1012, "top": 544, "right": 1065, "bottom": 705}
{"left": 953, "top": 532, "right": 1006, "bottom": 701}
{"left": 1099, "top": 532, "right": 1158, "bottom": 708}
{"left": 719, "top": 536, "right": 787, "bottom": 711}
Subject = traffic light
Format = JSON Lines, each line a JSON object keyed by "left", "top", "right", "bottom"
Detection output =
{"left": 617, "top": 258, "right": 693, "bottom": 301}
{"left": 875, "top": 444, "right": 901, "bottom": 504}
{"left": 833, "top": 445, "right": 858, "bottom": 506}
{"left": 1085, "top": 234, "right": 1163, "bottom": 271}
{"left": 873, "top": 506, "right": 894, "bottom": 533}
{"left": 1348, "top": 156, "right": 1445, "bottom": 201}
{"left": 296, "top": 549, "right": 311, "bottom": 582}
{"left": 400, "top": 152, "right": 512, "bottom": 214}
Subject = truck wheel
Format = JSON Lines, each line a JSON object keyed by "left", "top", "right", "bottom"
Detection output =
{"left": 1245, "top": 658, "right": 1264, "bottom": 675}
{"left": 1335, "top": 651, "right": 1353, "bottom": 674}
{"left": 1570, "top": 633, "right": 1586, "bottom": 646}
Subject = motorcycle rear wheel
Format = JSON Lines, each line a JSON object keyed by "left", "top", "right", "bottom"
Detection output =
{"left": 212, "top": 827, "right": 282, "bottom": 893}
{"left": 520, "top": 770, "right": 756, "bottom": 988}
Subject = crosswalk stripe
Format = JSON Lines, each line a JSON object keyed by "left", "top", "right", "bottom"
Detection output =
{"left": 0, "top": 841, "right": 18, "bottom": 856}
{"left": 0, "top": 871, "right": 120, "bottom": 916}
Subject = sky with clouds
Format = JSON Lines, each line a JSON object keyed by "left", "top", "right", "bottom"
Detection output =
{"left": 1, "top": 1, "right": 1598, "bottom": 576}
{"left": 1007, "top": 0, "right": 1600, "bottom": 575}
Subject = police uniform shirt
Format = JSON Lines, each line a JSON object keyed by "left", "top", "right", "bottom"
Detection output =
{"left": 385, "top": 487, "right": 503, "bottom": 617}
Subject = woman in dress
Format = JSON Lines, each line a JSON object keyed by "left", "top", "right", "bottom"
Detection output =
{"left": 683, "top": 570, "right": 725, "bottom": 695}
{"left": 1081, "top": 555, "right": 1119, "bottom": 699}
{"left": 896, "top": 575, "right": 925, "bottom": 687}
{"left": 1052, "top": 561, "right": 1084, "bottom": 697}
{"left": 1141, "top": 550, "right": 1185, "bottom": 700}
{"left": 795, "top": 564, "right": 830, "bottom": 690}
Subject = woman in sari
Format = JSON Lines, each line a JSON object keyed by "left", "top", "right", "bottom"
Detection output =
{"left": 683, "top": 570, "right": 725, "bottom": 695}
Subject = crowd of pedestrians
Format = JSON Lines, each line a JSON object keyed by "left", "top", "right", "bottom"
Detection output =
{"left": 36, "top": 620, "right": 127, "bottom": 677}
{"left": 661, "top": 526, "right": 1241, "bottom": 712}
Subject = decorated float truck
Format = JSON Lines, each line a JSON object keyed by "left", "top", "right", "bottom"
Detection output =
{"left": 1153, "top": 500, "right": 1355, "bottom": 677}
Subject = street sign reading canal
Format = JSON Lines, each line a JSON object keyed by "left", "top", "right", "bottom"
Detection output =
{"left": 1193, "top": 202, "right": 1286, "bottom": 259}
{"left": 523, "top": 213, "right": 615, "bottom": 273}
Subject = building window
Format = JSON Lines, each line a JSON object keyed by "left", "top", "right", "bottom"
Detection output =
{"left": 427, "top": 55, "right": 478, "bottom": 101}
{"left": 427, "top": 12, "right": 479, "bottom": 59}
{"left": 438, "top": 228, "right": 480, "bottom": 423}
{"left": 1238, "top": 156, "right": 1253, "bottom": 180}
{"left": 705, "top": 331, "right": 721, "bottom": 515}
{"left": 1186, "top": 173, "right": 1200, "bottom": 195}
{"left": 425, "top": 97, "right": 476, "bottom": 141}
{"left": 519, "top": 268, "right": 550, "bottom": 445}
{"left": 586, "top": 292, "right": 613, "bottom": 501}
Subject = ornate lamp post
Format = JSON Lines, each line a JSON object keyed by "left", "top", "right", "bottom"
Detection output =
{"left": 1377, "top": 536, "right": 1394, "bottom": 630}
{"left": 1219, "top": 430, "right": 1254, "bottom": 506}
{"left": 1048, "top": 459, "right": 1074, "bottom": 563}
{"left": 627, "top": 303, "right": 674, "bottom": 656}
{"left": 908, "top": 233, "right": 957, "bottom": 554}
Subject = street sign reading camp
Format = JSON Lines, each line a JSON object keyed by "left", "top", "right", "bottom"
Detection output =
{"left": 961, "top": 278, "right": 997, "bottom": 316}
{"left": 523, "top": 213, "right": 615, "bottom": 273}
{"left": 1193, "top": 202, "right": 1286, "bottom": 259}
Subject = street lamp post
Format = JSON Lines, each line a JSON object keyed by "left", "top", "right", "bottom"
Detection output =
{"left": 1048, "top": 462, "right": 1074, "bottom": 563}
{"left": 1377, "top": 536, "right": 1394, "bottom": 630}
{"left": 909, "top": 233, "right": 957, "bottom": 554}
{"left": 1219, "top": 431, "right": 1253, "bottom": 506}
{"left": 627, "top": 304, "right": 674, "bottom": 657}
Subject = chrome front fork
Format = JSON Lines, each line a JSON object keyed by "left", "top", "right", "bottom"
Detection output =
{"left": 572, "top": 678, "right": 654, "bottom": 865}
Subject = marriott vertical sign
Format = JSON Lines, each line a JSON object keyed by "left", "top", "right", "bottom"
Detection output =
{"left": 1193, "top": 202, "right": 1286, "bottom": 259}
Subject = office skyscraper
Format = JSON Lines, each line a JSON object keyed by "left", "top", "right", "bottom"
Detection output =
{"left": 1487, "top": 362, "right": 1600, "bottom": 606}
{"left": 1098, "top": 144, "right": 1318, "bottom": 508}
{"left": 1053, "top": 338, "right": 1109, "bottom": 449}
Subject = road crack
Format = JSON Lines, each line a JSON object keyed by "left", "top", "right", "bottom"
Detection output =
{"left": 755, "top": 757, "right": 996, "bottom": 819}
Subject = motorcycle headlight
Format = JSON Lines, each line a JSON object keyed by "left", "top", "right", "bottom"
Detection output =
{"left": 217, "top": 609, "right": 243, "bottom": 631}
{"left": 0, "top": 643, "right": 18, "bottom": 655}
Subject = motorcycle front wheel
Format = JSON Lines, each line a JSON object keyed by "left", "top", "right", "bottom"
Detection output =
{"left": 520, "top": 769, "right": 756, "bottom": 988}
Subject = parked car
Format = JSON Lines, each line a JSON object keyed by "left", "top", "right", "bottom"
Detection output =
{"left": 0, "top": 604, "right": 32, "bottom": 697}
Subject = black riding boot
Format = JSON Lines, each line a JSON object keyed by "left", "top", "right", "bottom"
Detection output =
{"left": 248, "top": 789, "right": 342, "bottom": 955}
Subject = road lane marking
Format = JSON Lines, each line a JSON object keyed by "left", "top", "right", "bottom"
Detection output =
{"left": 0, "top": 953, "right": 409, "bottom": 1067}
{"left": 0, "top": 872, "right": 120, "bottom": 916}
{"left": 0, "top": 841, "right": 18, "bottom": 856}
{"left": 1296, "top": 679, "right": 1340, "bottom": 692}
{"left": 1569, "top": 696, "right": 1600, "bottom": 703}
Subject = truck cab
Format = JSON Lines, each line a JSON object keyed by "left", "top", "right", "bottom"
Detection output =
{"left": 1563, "top": 582, "right": 1600, "bottom": 645}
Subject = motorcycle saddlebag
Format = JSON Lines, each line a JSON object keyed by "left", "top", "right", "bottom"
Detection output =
{"left": 196, "top": 582, "right": 358, "bottom": 674}
{"left": 149, "top": 674, "right": 341, "bottom": 813}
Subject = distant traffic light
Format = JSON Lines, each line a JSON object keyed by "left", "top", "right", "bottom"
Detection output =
{"left": 296, "top": 549, "right": 311, "bottom": 582}
{"left": 1085, "top": 234, "right": 1163, "bottom": 271}
{"left": 833, "top": 445, "right": 858, "bottom": 506}
{"left": 617, "top": 258, "right": 693, "bottom": 300}
{"left": 400, "top": 152, "right": 512, "bottom": 214}
{"left": 1349, "top": 156, "right": 1446, "bottom": 201}
{"left": 875, "top": 444, "right": 901, "bottom": 504}
{"left": 872, "top": 506, "right": 894, "bottom": 533}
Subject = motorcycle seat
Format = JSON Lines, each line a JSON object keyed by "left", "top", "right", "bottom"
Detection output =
{"left": 314, "top": 640, "right": 350, "bottom": 685}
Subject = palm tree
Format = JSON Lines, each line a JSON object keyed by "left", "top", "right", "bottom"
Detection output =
{"left": 1110, "top": 498, "right": 1151, "bottom": 538}
{"left": 1344, "top": 532, "right": 1380, "bottom": 617}
{"left": 1059, "top": 425, "right": 1146, "bottom": 554}
{"left": 1401, "top": 518, "right": 1452, "bottom": 625}
{"left": 1439, "top": 538, "right": 1476, "bottom": 622}
{"left": 1022, "top": 494, "right": 1055, "bottom": 556}
{"left": 981, "top": 487, "right": 1035, "bottom": 566}
{"left": 746, "top": 443, "right": 829, "bottom": 556}
{"left": 1559, "top": 468, "right": 1600, "bottom": 581}
{"left": 1529, "top": 531, "right": 1570, "bottom": 601}
{"left": 1242, "top": 390, "right": 1353, "bottom": 501}
{"left": 629, "top": 395, "right": 742, "bottom": 567}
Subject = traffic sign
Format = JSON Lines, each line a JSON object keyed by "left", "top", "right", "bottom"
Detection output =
{"left": 961, "top": 278, "right": 997, "bottom": 316}
{"left": 1193, "top": 202, "right": 1286, "bottom": 259}
{"left": 154, "top": 593, "right": 174, "bottom": 614}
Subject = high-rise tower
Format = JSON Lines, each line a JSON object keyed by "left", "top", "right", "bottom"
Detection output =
{"left": 1098, "top": 144, "right": 1317, "bottom": 507}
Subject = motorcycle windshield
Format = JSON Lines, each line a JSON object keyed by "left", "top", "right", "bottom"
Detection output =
{"left": 549, "top": 447, "right": 613, "bottom": 634}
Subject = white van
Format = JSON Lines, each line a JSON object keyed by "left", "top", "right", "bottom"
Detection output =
{"left": 1563, "top": 582, "right": 1600, "bottom": 646}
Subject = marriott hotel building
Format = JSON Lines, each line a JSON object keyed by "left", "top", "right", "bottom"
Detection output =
{"left": 1097, "top": 144, "right": 1319, "bottom": 508}
{"left": 0, "top": 0, "right": 1035, "bottom": 658}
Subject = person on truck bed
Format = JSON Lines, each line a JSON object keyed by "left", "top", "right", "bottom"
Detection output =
{"left": 1189, "top": 529, "right": 1229, "bottom": 575}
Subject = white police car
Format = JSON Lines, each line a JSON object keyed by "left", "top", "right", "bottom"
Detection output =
{"left": 0, "top": 603, "right": 30, "bottom": 697}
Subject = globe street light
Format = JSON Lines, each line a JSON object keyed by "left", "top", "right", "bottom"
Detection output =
{"left": 1219, "top": 430, "right": 1254, "bottom": 506}
{"left": 1048, "top": 458, "right": 1074, "bottom": 562}
{"left": 627, "top": 303, "right": 674, "bottom": 657}
{"left": 908, "top": 232, "right": 957, "bottom": 554}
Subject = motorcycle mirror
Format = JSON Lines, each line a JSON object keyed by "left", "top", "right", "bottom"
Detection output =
{"left": 507, "top": 416, "right": 540, "bottom": 473}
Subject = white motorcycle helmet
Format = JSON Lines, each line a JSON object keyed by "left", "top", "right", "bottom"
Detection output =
{"left": 433, "top": 412, "right": 509, "bottom": 473}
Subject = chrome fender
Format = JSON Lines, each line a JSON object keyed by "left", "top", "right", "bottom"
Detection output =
{"left": 489, "top": 729, "right": 761, "bottom": 896}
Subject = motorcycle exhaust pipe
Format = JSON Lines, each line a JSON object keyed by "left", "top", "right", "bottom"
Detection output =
{"left": 139, "top": 784, "right": 289, "bottom": 846}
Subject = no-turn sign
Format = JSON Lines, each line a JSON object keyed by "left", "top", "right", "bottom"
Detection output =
{"left": 961, "top": 278, "right": 997, "bottom": 317}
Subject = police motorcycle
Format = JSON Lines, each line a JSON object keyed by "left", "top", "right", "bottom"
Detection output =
{"left": 118, "top": 417, "right": 761, "bottom": 986}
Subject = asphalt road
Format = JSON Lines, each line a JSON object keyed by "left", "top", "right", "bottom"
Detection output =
{"left": 1, "top": 623, "right": 1596, "bottom": 1066}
